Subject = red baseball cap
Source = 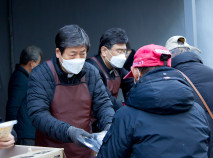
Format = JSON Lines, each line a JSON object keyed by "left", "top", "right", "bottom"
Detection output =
{"left": 124, "top": 44, "right": 171, "bottom": 79}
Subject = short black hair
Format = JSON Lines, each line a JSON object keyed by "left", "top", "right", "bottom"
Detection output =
{"left": 55, "top": 24, "right": 90, "bottom": 54}
{"left": 19, "top": 45, "right": 42, "bottom": 65}
{"left": 98, "top": 28, "right": 128, "bottom": 55}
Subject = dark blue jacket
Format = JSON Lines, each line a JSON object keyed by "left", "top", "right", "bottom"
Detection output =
{"left": 172, "top": 52, "right": 213, "bottom": 156}
{"left": 27, "top": 56, "right": 115, "bottom": 143}
{"left": 98, "top": 67, "right": 210, "bottom": 158}
{"left": 6, "top": 64, "right": 35, "bottom": 139}
{"left": 87, "top": 55, "right": 134, "bottom": 111}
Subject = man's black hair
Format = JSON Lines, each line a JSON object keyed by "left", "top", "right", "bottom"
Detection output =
{"left": 55, "top": 24, "right": 90, "bottom": 54}
{"left": 98, "top": 28, "right": 128, "bottom": 55}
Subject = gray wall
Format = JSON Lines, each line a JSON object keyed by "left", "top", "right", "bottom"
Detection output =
{"left": 11, "top": 0, "right": 185, "bottom": 61}
{"left": 0, "top": 0, "right": 185, "bottom": 119}
{"left": 196, "top": 0, "right": 213, "bottom": 67}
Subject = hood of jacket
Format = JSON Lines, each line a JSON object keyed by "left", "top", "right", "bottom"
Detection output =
{"left": 125, "top": 67, "right": 194, "bottom": 114}
{"left": 172, "top": 51, "right": 203, "bottom": 68}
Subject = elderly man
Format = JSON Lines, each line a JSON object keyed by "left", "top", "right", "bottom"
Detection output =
{"left": 165, "top": 35, "right": 213, "bottom": 156}
{"left": 6, "top": 45, "right": 42, "bottom": 145}
{"left": 97, "top": 44, "right": 210, "bottom": 158}
{"left": 27, "top": 25, "right": 115, "bottom": 158}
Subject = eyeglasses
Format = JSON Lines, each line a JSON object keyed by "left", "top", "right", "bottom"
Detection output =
{"left": 110, "top": 48, "right": 128, "bottom": 55}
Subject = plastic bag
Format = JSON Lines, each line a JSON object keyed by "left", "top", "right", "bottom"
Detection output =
{"left": 79, "top": 131, "right": 107, "bottom": 152}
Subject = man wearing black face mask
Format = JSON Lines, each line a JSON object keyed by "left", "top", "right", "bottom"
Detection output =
{"left": 87, "top": 28, "right": 134, "bottom": 113}
{"left": 27, "top": 25, "right": 115, "bottom": 158}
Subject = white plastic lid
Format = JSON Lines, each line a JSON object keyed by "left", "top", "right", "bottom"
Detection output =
{"left": 0, "top": 120, "right": 17, "bottom": 128}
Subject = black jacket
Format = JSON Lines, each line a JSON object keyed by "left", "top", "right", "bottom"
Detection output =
{"left": 172, "top": 52, "right": 213, "bottom": 156}
{"left": 98, "top": 67, "right": 210, "bottom": 158}
{"left": 124, "top": 49, "right": 136, "bottom": 71}
{"left": 6, "top": 64, "right": 35, "bottom": 139}
{"left": 87, "top": 55, "right": 134, "bottom": 111}
{"left": 27, "top": 56, "right": 115, "bottom": 143}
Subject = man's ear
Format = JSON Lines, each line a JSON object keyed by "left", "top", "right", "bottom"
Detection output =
{"left": 131, "top": 66, "right": 139, "bottom": 79}
{"left": 28, "top": 60, "right": 35, "bottom": 69}
{"left": 56, "top": 48, "right": 60, "bottom": 58}
{"left": 131, "top": 66, "right": 135, "bottom": 76}
{"left": 101, "top": 46, "right": 108, "bottom": 57}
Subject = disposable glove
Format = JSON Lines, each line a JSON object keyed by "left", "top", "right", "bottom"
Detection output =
{"left": 67, "top": 126, "right": 93, "bottom": 147}
{"left": 82, "top": 131, "right": 107, "bottom": 152}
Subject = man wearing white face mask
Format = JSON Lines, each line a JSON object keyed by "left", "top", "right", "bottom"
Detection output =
{"left": 87, "top": 28, "right": 134, "bottom": 115}
{"left": 27, "top": 25, "right": 115, "bottom": 158}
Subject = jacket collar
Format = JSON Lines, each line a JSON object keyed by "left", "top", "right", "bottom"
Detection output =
{"left": 96, "top": 55, "right": 111, "bottom": 71}
{"left": 172, "top": 51, "right": 203, "bottom": 68}
{"left": 15, "top": 64, "right": 29, "bottom": 77}
{"left": 95, "top": 55, "right": 117, "bottom": 76}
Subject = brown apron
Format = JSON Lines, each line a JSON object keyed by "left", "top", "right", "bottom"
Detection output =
{"left": 91, "top": 57, "right": 121, "bottom": 98}
{"left": 35, "top": 60, "right": 93, "bottom": 158}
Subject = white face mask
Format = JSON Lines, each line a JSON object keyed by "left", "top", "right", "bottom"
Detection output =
{"left": 107, "top": 51, "right": 126, "bottom": 68}
{"left": 60, "top": 57, "right": 85, "bottom": 75}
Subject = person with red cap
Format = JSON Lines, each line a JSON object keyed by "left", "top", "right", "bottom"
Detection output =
{"left": 97, "top": 44, "right": 210, "bottom": 158}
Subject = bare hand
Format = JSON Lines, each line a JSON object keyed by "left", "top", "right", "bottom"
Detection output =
{"left": 0, "top": 133, "right": 15, "bottom": 149}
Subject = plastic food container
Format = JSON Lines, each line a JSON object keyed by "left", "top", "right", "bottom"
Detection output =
{"left": 0, "top": 120, "right": 17, "bottom": 138}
